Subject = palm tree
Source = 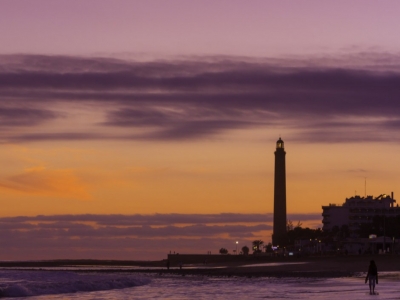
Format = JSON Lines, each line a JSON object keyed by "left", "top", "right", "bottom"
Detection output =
{"left": 252, "top": 240, "right": 264, "bottom": 252}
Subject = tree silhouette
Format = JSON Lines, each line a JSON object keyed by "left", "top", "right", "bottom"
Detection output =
{"left": 241, "top": 245, "right": 249, "bottom": 255}
{"left": 252, "top": 240, "right": 264, "bottom": 252}
{"left": 287, "top": 220, "right": 302, "bottom": 231}
{"left": 287, "top": 220, "right": 294, "bottom": 231}
{"left": 219, "top": 247, "right": 228, "bottom": 254}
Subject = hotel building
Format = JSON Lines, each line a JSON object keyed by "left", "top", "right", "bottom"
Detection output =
{"left": 322, "top": 193, "right": 400, "bottom": 232}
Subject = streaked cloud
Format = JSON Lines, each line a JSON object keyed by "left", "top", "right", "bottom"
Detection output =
{"left": 0, "top": 213, "right": 321, "bottom": 260}
{"left": 0, "top": 53, "right": 400, "bottom": 143}
{"left": 0, "top": 107, "right": 59, "bottom": 127}
{"left": 0, "top": 167, "right": 91, "bottom": 200}
{"left": 0, "top": 213, "right": 321, "bottom": 226}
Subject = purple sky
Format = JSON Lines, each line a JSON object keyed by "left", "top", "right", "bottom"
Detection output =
{"left": 2, "top": 1, "right": 400, "bottom": 57}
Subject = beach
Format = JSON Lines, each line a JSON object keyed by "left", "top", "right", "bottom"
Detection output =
{"left": 1, "top": 255, "right": 399, "bottom": 299}
{"left": 1, "top": 254, "right": 399, "bottom": 277}
{"left": 2, "top": 256, "right": 400, "bottom": 299}
{"left": 150, "top": 254, "right": 400, "bottom": 278}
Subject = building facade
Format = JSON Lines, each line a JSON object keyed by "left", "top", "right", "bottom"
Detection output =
{"left": 322, "top": 193, "right": 400, "bottom": 232}
{"left": 272, "top": 137, "right": 287, "bottom": 246}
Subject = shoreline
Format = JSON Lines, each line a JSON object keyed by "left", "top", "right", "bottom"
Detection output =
{"left": 1, "top": 255, "right": 399, "bottom": 278}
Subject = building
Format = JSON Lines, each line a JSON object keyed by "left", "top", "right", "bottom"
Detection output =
{"left": 322, "top": 193, "right": 400, "bottom": 232}
{"left": 272, "top": 137, "right": 287, "bottom": 246}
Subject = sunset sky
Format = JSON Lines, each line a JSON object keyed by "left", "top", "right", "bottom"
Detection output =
{"left": 1, "top": 0, "right": 400, "bottom": 260}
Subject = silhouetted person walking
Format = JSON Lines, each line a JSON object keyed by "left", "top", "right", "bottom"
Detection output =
{"left": 365, "top": 260, "right": 378, "bottom": 295}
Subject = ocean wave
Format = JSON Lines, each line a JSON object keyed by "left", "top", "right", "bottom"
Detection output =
{"left": 0, "top": 270, "right": 150, "bottom": 298}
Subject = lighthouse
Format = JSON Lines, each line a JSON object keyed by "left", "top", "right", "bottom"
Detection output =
{"left": 272, "top": 137, "right": 287, "bottom": 246}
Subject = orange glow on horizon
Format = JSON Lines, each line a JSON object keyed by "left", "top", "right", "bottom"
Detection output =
{"left": 1, "top": 136, "right": 399, "bottom": 218}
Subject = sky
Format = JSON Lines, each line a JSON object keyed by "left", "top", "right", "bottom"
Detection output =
{"left": 1, "top": 0, "right": 400, "bottom": 260}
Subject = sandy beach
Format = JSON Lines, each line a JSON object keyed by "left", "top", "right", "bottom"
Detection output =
{"left": 1, "top": 255, "right": 399, "bottom": 278}
{"left": 159, "top": 255, "right": 400, "bottom": 278}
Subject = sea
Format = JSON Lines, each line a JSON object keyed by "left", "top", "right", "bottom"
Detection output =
{"left": 0, "top": 266, "right": 399, "bottom": 299}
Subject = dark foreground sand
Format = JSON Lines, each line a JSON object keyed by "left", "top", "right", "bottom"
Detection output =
{"left": 161, "top": 255, "right": 400, "bottom": 278}
{"left": 1, "top": 255, "right": 399, "bottom": 278}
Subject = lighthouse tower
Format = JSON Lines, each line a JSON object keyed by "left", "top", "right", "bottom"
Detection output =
{"left": 272, "top": 137, "right": 287, "bottom": 246}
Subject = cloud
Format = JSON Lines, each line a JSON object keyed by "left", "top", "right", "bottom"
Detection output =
{"left": 1, "top": 53, "right": 400, "bottom": 142}
{"left": 0, "top": 167, "right": 91, "bottom": 200}
{"left": 0, "top": 107, "right": 59, "bottom": 127}
{"left": 0, "top": 213, "right": 321, "bottom": 260}
{"left": 0, "top": 213, "right": 321, "bottom": 226}
{"left": 346, "top": 169, "right": 368, "bottom": 173}
{"left": 6, "top": 132, "right": 109, "bottom": 143}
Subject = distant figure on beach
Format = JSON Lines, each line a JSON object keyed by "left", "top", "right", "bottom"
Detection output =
{"left": 365, "top": 260, "right": 378, "bottom": 295}
{"left": 179, "top": 261, "right": 183, "bottom": 269}
{"left": 166, "top": 259, "right": 170, "bottom": 270}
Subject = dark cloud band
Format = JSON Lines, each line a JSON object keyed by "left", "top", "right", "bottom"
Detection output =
{"left": 0, "top": 213, "right": 321, "bottom": 259}
{"left": 1, "top": 53, "right": 400, "bottom": 142}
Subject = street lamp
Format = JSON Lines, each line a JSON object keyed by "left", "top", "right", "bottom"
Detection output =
{"left": 236, "top": 241, "right": 238, "bottom": 255}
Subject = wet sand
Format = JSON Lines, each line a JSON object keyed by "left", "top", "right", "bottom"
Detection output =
{"left": 159, "top": 255, "right": 400, "bottom": 278}
{"left": 1, "top": 255, "right": 399, "bottom": 278}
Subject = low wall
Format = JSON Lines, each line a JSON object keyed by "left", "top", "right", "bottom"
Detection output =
{"left": 166, "top": 254, "right": 272, "bottom": 265}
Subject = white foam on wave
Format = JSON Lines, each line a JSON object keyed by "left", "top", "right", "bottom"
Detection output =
{"left": 0, "top": 270, "right": 150, "bottom": 298}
